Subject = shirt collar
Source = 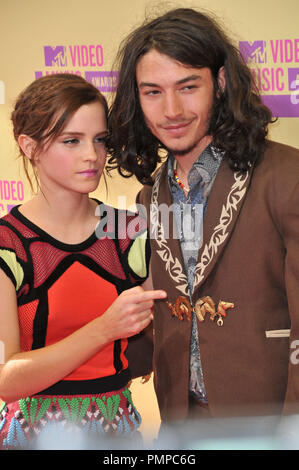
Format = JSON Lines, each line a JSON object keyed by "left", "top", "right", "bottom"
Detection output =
{"left": 167, "top": 143, "right": 222, "bottom": 188}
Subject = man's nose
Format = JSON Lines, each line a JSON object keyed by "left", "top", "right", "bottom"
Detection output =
{"left": 164, "top": 92, "right": 183, "bottom": 120}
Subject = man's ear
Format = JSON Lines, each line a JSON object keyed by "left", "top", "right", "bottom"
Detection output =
{"left": 217, "top": 66, "right": 226, "bottom": 93}
{"left": 18, "top": 135, "right": 37, "bottom": 161}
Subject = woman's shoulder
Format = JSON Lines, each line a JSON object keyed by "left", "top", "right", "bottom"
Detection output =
{"left": 0, "top": 205, "right": 40, "bottom": 245}
{"left": 0, "top": 209, "right": 29, "bottom": 290}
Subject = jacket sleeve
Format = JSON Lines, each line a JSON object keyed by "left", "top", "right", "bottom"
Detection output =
{"left": 281, "top": 180, "right": 299, "bottom": 413}
{"left": 125, "top": 323, "right": 153, "bottom": 379}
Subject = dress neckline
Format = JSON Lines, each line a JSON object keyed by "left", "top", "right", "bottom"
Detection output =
{"left": 10, "top": 198, "right": 102, "bottom": 252}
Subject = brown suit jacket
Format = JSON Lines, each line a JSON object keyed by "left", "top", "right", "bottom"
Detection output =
{"left": 129, "top": 140, "right": 299, "bottom": 422}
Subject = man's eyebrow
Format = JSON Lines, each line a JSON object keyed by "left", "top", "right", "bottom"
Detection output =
{"left": 138, "top": 74, "right": 202, "bottom": 88}
{"left": 138, "top": 81, "right": 159, "bottom": 88}
{"left": 176, "top": 74, "right": 203, "bottom": 85}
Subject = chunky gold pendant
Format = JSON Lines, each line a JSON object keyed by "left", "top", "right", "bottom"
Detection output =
{"left": 166, "top": 295, "right": 234, "bottom": 326}
{"left": 194, "top": 296, "right": 215, "bottom": 322}
{"left": 194, "top": 297, "right": 235, "bottom": 326}
{"left": 166, "top": 296, "right": 192, "bottom": 321}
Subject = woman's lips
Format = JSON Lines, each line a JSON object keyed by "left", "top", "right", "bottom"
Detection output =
{"left": 77, "top": 169, "right": 98, "bottom": 177}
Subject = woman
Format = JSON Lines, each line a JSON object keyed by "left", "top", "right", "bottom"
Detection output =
{"left": 0, "top": 74, "right": 165, "bottom": 449}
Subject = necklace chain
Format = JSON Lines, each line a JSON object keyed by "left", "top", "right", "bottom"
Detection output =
{"left": 173, "top": 160, "right": 189, "bottom": 193}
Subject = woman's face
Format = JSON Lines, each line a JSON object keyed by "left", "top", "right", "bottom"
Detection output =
{"left": 34, "top": 101, "right": 107, "bottom": 196}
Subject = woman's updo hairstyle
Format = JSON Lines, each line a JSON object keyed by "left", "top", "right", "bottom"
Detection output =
{"left": 11, "top": 73, "right": 108, "bottom": 191}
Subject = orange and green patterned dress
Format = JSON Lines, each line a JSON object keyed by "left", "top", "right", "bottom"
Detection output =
{"left": 0, "top": 200, "right": 150, "bottom": 449}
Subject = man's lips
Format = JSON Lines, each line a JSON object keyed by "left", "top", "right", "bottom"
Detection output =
{"left": 161, "top": 120, "right": 193, "bottom": 133}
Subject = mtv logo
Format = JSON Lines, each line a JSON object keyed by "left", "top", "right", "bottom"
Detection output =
{"left": 239, "top": 41, "right": 267, "bottom": 64}
{"left": 0, "top": 80, "right": 4, "bottom": 104}
{"left": 44, "top": 46, "right": 67, "bottom": 67}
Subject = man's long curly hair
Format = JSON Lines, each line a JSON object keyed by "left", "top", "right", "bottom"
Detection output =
{"left": 107, "top": 8, "right": 274, "bottom": 185}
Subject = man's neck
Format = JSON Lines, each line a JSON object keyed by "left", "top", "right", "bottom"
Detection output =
{"left": 173, "top": 135, "right": 212, "bottom": 184}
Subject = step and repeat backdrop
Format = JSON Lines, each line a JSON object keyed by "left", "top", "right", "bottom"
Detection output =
{"left": 1, "top": 0, "right": 299, "bottom": 443}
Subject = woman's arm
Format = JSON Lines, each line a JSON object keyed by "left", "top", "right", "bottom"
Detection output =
{"left": 0, "top": 269, "right": 166, "bottom": 403}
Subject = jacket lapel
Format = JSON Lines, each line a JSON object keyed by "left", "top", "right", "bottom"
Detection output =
{"left": 192, "top": 159, "right": 253, "bottom": 299}
{"left": 150, "top": 162, "right": 190, "bottom": 297}
{"left": 150, "top": 158, "right": 253, "bottom": 301}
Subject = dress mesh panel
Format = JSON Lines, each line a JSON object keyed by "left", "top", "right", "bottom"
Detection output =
{"left": 30, "top": 241, "right": 68, "bottom": 288}
{"left": 118, "top": 214, "right": 147, "bottom": 253}
{"left": 0, "top": 226, "right": 27, "bottom": 262}
{"left": 118, "top": 237, "right": 131, "bottom": 254}
{"left": 18, "top": 299, "right": 39, "bottom": 351}
{"left": 5, "top": 214, "right": 37, "bottom": 238}
{"left": 82, "top": 238, "right": 126, "bottom": 279}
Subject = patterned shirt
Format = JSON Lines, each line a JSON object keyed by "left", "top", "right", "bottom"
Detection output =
{"left": 168, "top": 144, "right": 222, "bottom": 402}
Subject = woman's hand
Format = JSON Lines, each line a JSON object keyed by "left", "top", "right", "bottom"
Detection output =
{"left": 101, "top": 285, "right": 166, "bottom": 342}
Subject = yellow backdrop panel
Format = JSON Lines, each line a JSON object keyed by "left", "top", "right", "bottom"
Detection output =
{"left": 1, "top": 0, "right": 299, "bottom": 444}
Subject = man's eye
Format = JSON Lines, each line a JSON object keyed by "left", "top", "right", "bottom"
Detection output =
{"left": 145, "top": 90, "right": 160, "bottom": 96}
{"left": 181, "top": 85, "right": 196, "bottom": 91}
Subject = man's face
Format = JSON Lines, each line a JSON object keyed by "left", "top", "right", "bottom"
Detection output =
{"left": 136, "top": 49, "right": 218, "bottom": 161}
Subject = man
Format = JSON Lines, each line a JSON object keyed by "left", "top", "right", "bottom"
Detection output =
{"left": 108, "top": 8, "right": 299, "bottom": 424}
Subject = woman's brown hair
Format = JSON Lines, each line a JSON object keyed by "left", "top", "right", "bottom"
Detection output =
{"left": 11, "top": 73, "right": 108, "bottom": 192}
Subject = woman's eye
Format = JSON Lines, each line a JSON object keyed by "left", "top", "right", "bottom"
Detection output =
{"left": 95, "top": 137, "right": 107, "bottom": 145}
{"left": 63, "top": 138, "right": 79, "bottom": 144}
